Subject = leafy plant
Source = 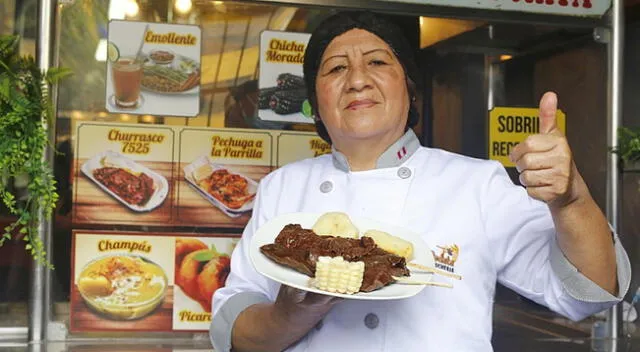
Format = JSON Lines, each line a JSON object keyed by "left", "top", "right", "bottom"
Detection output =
{"left": 612, "top": 126, "right": 640, "bottom": 169}
{"left": 0, "top": 35, "right": 72, "bottom": 268}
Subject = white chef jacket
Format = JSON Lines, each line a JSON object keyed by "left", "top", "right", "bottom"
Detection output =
{"left": 210, "top": 130, "right": 631, "bottom": 352}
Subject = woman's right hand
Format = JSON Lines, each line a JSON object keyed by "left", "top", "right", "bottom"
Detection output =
{"left": 273, "top": 285, "right": 342, "bottom": 327}
{"left": 231, "top": 285, "right": 341, "bottom": 352}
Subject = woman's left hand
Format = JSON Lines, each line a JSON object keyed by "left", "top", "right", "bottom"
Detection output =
{"left": 509, "top": 92, "right": 583, "bottom": 209}
{"left": 510, "top": 92, "right": 618, "bottom": 295}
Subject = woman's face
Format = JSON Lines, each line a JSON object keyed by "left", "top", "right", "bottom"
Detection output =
{"left": 315, "top": 28, "right": 410, "bottom": 145}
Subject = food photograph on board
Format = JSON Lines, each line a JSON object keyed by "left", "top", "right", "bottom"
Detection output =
{"left": 105, "top": 20, "right": 201, "bottom": 117}
{"left": 257, "top": 30, "right": 313, "bottom": 124}
{"left": 174, "top": 238, "right": 234, "bottom": 312}
{"left": 75, "top": 254, "right": 168, "bottom": 320}
{"left": 141, "top": 49, "right": 201, "bottom": 95}
{"left": 183, "top": 155, "right": 257, "bottom": 217}
{"left": 258, "top": 73, "right": 311, "bottom": 117}
{"left": 81, "top": 150, "right": 169, "bottom": 212}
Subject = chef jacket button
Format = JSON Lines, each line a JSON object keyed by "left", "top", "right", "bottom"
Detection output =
{"left": 320, "top": 181, "right": 333, "bottom": 193}
{"left": 398, "top": 167, "right": 412, "bottom": 179}
{"left": 364, "top": 313, "right": 379, "bottom": 329}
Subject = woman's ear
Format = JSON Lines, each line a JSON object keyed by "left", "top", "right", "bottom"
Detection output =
{"left": 406, "top": 77, "right": 419, "bottom": 129}
{"left": 314, "top": 114, "right": 333, "bottom": 145}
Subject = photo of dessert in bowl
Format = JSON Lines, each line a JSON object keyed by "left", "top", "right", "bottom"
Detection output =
{"left": 76, "top": 254, "right": 168, "bottom": 320}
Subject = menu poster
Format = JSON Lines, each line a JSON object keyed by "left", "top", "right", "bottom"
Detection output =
{"left": 70, "top": 232, "right": 175, "bottom": 332}
{"left": 173, "top": 236, "right": 238, "bottom": 331}
{"left": 73, "top": 123, "right": 175, "bottom": 225}
{"left": 106, "top": 20, "right": 201, "bottom": 117}
{"left": 258, "top": 30, "right": 313, "bottom": 124}
{"left": 73, "top": 122, "right": 337, "bottom": 228}
{"left": 276, "top": 132, "right": 331, "bottom": 167}
{"left": 70, "top": 231, "right": 238, "bottom": 332}
{"left": 177, "top": 128, "right": 273, "bottom": 227}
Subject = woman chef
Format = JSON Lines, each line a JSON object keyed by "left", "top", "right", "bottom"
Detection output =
{"left": 210, "top": 11, "right": 631, "bottom": 352}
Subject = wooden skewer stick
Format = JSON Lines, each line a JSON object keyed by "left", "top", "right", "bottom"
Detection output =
{"left": 407, "top": 262, "right": 463, "bottom": 280}
{"left": 393, "top": 276, "right": 453, "bottom": 288}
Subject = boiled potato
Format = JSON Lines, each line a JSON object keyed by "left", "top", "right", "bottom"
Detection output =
{"left": 312, "top": 212, "right": 359, "bottom": 239}
{"left": 78, "top": 275, "right": 113, "bottom": 297}
{"left": 100, "top": 156, "right": 123, "bottom": 168}
{"left": 363, "top": 229, "right": 414, "bottom": 261}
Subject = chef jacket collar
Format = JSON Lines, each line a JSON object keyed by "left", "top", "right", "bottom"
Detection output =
{"left": 332, "top": 129, "right": 420, "bottom": 172}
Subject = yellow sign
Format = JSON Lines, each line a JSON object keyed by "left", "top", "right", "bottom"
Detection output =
{"left": 489, "top": 107, "right": 566, "bottom": 168}
{"left": 276, "top": 132, "right": 331, "bottom": 167}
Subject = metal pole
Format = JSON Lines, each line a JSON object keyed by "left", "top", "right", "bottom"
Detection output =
{"left": 487, "top": 63, "right": 495, "bottom": 111}
{"left": 30, "top": 0, "right": 56, "bottom": 344}
{"left": 606, "top": 0, "right": 624, "bottom": 347}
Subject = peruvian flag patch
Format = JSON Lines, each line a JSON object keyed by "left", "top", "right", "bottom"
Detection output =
{"left": 397, "top": 147, "right": 407, "bottom": 160}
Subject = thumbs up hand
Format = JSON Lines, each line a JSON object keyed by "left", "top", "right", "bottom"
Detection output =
{"left": 538, "top": 91, "right": 561, "bottom": 135}
{"left": 509, "top": 92, "right": 583, "bottom": 209}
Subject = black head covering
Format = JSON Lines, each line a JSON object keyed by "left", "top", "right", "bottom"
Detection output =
{"left": 303, "top": 11, "right": 420, "bottom": 144}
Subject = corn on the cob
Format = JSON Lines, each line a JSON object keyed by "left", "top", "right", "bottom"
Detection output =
{"left": 312, "top": 256, "right": 364, "bottom": 294}
{"left": 258, "top": 86, "right": 279, "bottom": 109}
{"left": 276, "top": 73, "right": 305, "bottom": 90}
{"left": 269, "top": 89, "right": 307, "bottom": 115}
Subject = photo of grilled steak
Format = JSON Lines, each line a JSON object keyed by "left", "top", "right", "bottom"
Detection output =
{"left": 93, "top": 167, "right": 155, "bottom": 206}
{"left": 260, "top": 224, "right": 410, "bottom": 292}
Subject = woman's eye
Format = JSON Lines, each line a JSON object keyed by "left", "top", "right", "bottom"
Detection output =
{"left": 369, "top": 60, "right": 387, "bottom": 66}
{"left": 329, "top": 65, "right": 346, "bottom": 74}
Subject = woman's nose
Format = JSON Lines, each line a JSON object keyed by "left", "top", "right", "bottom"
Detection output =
{"left": 346, "top": 62, "right": 373, "bottom": 92}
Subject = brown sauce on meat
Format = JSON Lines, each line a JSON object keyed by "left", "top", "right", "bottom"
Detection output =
{"left": 260, "top": 224, "right": 410, "bottom": 292}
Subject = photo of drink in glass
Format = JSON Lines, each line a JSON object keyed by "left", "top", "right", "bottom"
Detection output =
{"left": 111, "top": 57, "right": 144, "bottom": 109}
{"left": 105, "top": 21, "right": 202, "bottom": 116}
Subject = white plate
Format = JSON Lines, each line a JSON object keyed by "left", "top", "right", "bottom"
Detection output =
{"left": 81, "top": 150, "right": 169, "bottom": 212}
{"left": 183, "top": 155, "right": 258, "bottom": 214}
{"left": 141, "top": 82, "right": 199, "bottom": 96}
{"left": 250, "top": 212, "right": 435, "bottom": 300}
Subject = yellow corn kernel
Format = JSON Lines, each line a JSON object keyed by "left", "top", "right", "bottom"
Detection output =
{"left": 313, "top": 256, "right": 364, "bottom": 294}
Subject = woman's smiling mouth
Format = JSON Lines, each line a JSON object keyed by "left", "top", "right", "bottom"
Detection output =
{"left": 346, "top": 99, "right": 378, "bottom": 110}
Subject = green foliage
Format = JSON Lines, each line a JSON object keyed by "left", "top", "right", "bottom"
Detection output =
{"left": 0, "top": 35, "right": 72, "bottom": 269}
{"left": 612, "top": 127, "right": 640, "bottom": 168}
{"left": 57, "top": 0, "right": 109, "bottom": 111}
